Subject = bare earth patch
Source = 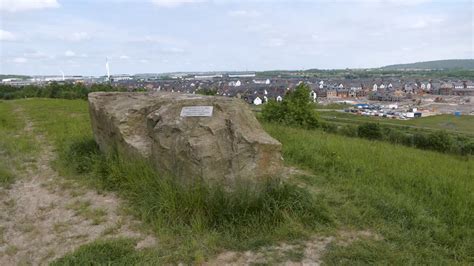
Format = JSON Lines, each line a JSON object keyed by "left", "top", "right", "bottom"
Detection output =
{"left": 0, "top": 109, "right": 155, "bottom": 265}
{"left": 207, "top": 230, "right": 382, "bottom": 265}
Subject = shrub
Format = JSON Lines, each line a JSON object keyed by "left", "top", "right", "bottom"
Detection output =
{"left": 414, "top": 131, "right": 453, "bottom": 152}
{"left": 425, "top": 131, "right": 453, "bottom": 152}
{"left": 339, "top": 124, "right": 358, "bottom": 137}
{"left": 459, "top": 140, "right": 474, "bottom": 155}
{"left": 357, "top": 122, "right": 382, "bottom": 140}
{"left": 320, "top": 122, "right": 338, "bottom": 134}
{"left": 261, "top": 83, "right": 319, "bottom": 129}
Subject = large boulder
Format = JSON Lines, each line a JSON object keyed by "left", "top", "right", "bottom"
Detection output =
{"left": 88, "top": 92, "right": 283, "bottom": 186}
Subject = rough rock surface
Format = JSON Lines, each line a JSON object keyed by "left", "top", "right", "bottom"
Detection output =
{"left": 88, "top": 92, "right": 283, "bottom": 186}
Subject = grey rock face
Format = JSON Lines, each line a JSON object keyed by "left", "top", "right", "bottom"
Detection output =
{"left": 88, "top": 92, "right": 283, "bottom": 186}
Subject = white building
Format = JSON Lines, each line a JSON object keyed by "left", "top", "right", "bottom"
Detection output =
{"left": 253, "top": 79, "right": 270, "bottom": 85}
{"left": 253, "top": 97, "right": 263, "bottom": 105}
{"left": 310, "top": 90, "right": 317, "bottom": 102}
{"left": 228, "top": 80, "right": 241, "bottom": 87}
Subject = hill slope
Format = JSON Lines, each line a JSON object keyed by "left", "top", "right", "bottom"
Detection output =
{"left": 382, "top": 59, "right": 474, "bottom": 70}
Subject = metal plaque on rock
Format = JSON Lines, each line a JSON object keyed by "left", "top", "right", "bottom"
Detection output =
{"left": 180, "top": 106, "right": 213, "bottom": 117}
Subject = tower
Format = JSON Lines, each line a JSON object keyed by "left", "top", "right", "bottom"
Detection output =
{"left": 105, "top": 57, "right": 110, "bottom": 81}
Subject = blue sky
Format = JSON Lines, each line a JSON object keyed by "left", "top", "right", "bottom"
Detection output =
{"left": 0, "top": 0, "right": 472, "bottom": 76}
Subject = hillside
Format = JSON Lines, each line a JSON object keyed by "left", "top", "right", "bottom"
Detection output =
{"left": 382, "top": 59, "right": 474, "bottom": 70}
{"left": 0, "top": 98, "right": 473, "bottom": 264}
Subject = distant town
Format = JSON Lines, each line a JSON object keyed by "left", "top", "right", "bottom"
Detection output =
{"left": 2, "top": 68, "right": 474, "bottom": 119}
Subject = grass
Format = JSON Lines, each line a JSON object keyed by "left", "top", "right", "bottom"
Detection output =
{"left": 319, "top": 111, "right": 474, "bottom": 135}
{"left": 12, "top": 99, "right": 331, "bottom": 263}
{"left": 264, "top": 123, "right": 473, "bottom": 263}
{"left": 315, "top": 102, "right": 352, "bottom": 110}
{"left": 51, "top": 238, "right": 142, "bottom": 265}
{"left": 0, "top": 101, "right": 37, "bottom": 187}
{"left": 4, "top": 98, "right": 473, "bottom": 264}
{"left": 66, "top": 200, "right": 108, "bottom": 225}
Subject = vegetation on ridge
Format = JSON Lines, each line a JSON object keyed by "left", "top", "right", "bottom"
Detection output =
{"left": 1, "top": 98, "right": 472, "bottom": 264}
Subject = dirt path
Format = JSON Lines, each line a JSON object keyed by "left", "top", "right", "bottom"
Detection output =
{"left": 0, "top": 108, "right": 155, "bottom": 265}
{"left": 207, "top": 230, "right": 382, "bottom": 265}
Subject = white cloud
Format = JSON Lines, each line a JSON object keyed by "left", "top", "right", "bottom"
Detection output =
{"left": 0, "top": 29, "right": 17, "bottom": 41}
{"left": 150, "top": 0, "right": 204, "bottom": 8}
{"left": 64, "top": 32, "right": 91, "bottom": 42}
{"left": 263, "top": 38, "right": 285, "bottom": 48}
{"left": 409, "top": 18, "right": 444, "bottom": 29}
{"left": 0, "top": 0, "right": 59, "bottom": 12}
{"left": 24, "top": 51, "right": 48, "bottom": 58}
{"left": 12, "top": 57, "right": 27, "bottom": 63}
{"left": 64, "top": 50, "right": 76, "bottom": 57}
{"left": 228, "top": 9, "right": 260, "bottom": 18}
{"left": 119, "top": 55, "right": 130, "bottom": 60}
{"left": 161, "top": 47, "right": 185, "bottom": 54}
{"left": 139, "top": 59, "right": 149, "bottom": 63}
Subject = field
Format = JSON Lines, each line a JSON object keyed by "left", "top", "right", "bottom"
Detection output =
{"left": 319, "top": 110, "right": 474, "bottom": 135}
{"left": 1, "top": 98, "right": 473, "bottom": 264}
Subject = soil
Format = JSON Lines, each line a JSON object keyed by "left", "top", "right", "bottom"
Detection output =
{"left": 0, "top": 108, "right": 155, "bottom": 265}
{"left": 206, "top": 230, "right": 382, "bottom": 265}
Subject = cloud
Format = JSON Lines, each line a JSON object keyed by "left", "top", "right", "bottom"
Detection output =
{"left": 408, "top": 18, "right": 444, "bottom": 29}
{"left": 64, "top": 50, "right": 76, "bottom": 57}
{"left": 0, "top": 0, "right": 59, "bottom": 12}
{"left": 161, "top": 47, "right": 185, "bottom": 54}
{"left": 119, "top": 55, "right": 130, "bottom": 60}
{"left": 0, "top": 29, "right": 17, "bottom": 41}
{"left": 150, "top": 0, "right": 205, "bottom": 8}
{"left": 228, "top": 9, "right": 260, "bottom": 18}
{"left": 263, "top": 38, "right": 285, "bottom": 47}
{"left": 24, "top": 50, "right": 49, "bottom": 58}
{"left": 12, "top": 57, "right": 27, "bottom": 63}
{"left": 64, "top": 32, "right": 91, "bottom": 42}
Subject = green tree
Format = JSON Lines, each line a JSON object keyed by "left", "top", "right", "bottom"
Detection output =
{"left": 261, "top": 83, "right": 319, "bottom": 129}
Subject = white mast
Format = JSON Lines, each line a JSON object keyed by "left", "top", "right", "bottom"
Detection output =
{"left": 105, "top": 57, "right": 110, "bottom": 80}
{"left": 60, "top": 70, "right": 65, "bottom": 81}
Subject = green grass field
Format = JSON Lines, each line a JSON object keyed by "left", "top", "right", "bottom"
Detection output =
{"left": 2, "top": 98, "right": 473, "bottom": 264}
{"left": 0, "top": 101, "right": 37, "bottom": 187}
{"left": 319, "top": 111, "right": 474, "bottom": 135}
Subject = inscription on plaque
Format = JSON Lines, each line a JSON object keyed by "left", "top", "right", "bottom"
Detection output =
{"left": 180, "top": 106, "right": 213, "bottom": 117}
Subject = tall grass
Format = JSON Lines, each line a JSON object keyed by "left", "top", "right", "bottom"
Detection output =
{"left": 65, "top": 139, "right": 332, "bottom": 252}
{"left": 264, "top": 123, "right": 474, "bottom": 263}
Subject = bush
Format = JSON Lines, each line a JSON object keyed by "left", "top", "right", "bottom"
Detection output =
{"left": 339, "top": 124, "right": 358, "bottom": 137}
{"left": 261, "top": 83, "right": 319, "bottom": 129}
{"left": 320, "top": 122, "right": 338, "bottom": 134}
{"left": 357, "top": 123, "right": 382, "bottom": 140}
{"left": 426, "top": 131, "right": 453, "bottom": 152}
{"left": 414, "top": 131, "right": 453, "bottom": 152}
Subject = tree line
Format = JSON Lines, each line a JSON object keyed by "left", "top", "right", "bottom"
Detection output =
{"left": 0, "top": 82, "right": 123, "bottom": 100}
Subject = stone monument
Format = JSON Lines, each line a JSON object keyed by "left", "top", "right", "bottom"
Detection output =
{"left": 88, "top": 92, "right": 283, "bottom": 186}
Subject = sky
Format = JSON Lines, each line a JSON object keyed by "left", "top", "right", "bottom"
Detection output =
{"left": 0, "top": 0, "right": 473, "bottom": 76}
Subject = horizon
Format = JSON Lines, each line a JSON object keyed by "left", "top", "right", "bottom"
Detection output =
{"left": 1, "top": 0, "right": 473, "bottom": 76}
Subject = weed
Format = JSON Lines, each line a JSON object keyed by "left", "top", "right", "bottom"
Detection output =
{"left": 50, "top": 238, "right": 141, "bottom": 265}
{"left": 67, "top": 200, "right": 108, "bottom": 225}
